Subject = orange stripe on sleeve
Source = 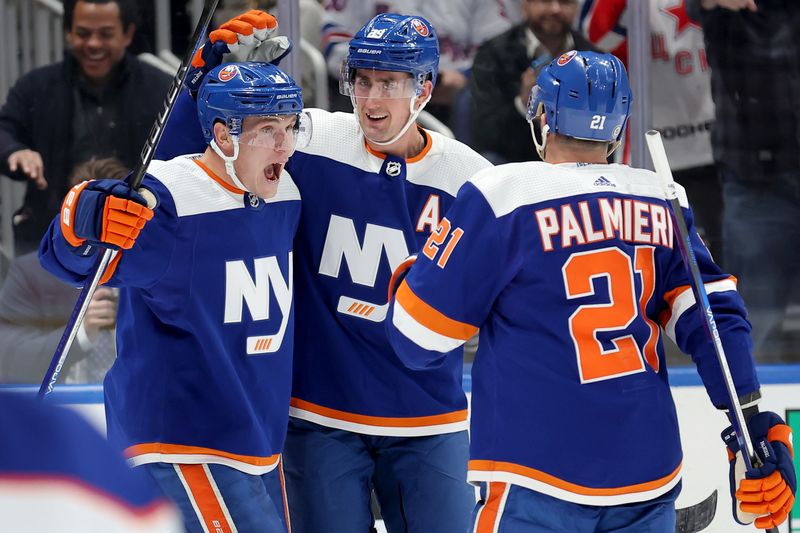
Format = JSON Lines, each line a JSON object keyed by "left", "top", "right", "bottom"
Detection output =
{"left": 98, "top": 251, "right": 123, "bottom": 285}
{"left": 178, "top": 464, "right": 233, "bottom": 533}
{"left": 396, "top": 281, "right": 478, "bottom": 341}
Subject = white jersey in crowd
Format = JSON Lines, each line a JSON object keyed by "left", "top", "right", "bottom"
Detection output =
{"left": 321, "top": 0, "right": 512, "bottom": 75}
{"left": 582, "top": 0, "right": 714, "bottom": 170}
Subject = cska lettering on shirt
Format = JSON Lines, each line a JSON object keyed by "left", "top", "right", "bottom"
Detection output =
{"left": 535, "top": 197, "right": 673, "bottom": 252}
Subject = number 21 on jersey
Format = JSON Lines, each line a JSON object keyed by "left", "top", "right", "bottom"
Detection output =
{"left": 422, "top": 217, "right": 464, "bottom": 268}
{"left": 562, "top": 246, "right": 660, "bottom": 383}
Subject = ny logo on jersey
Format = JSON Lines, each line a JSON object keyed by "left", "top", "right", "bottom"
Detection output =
{"left": 318, "top": 215, "right": 409, "bottom": 322}
{"left": 224, "top": 252, "right": 293, "bottom": 354}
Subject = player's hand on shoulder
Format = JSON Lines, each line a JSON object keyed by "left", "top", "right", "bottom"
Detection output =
{"left": 722, "top": 411, "right": 795, "bottom": 529}
{"left": 60, "top": 179, "right": 155, "bottom": 251}
{"left": 187, "top": 10, "right": 291, "bottom": 92}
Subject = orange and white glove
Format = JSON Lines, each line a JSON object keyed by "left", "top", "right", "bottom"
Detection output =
{"left": 723, "top": 411, "right": 795, "bottom": 529}
{"left": 60, "top": 179, "right": 155, "bottom": 250}
{"left": 188, "top": 10, "right": 291, "bottom": 91}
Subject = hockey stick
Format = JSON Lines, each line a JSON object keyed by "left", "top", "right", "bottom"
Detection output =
{"left": 675, "top": 489, "right": 717, "bottom": 533}
{"left": 37, "top": 0, "right": 220, "bottom": 399}
{"left": 646, "top": 130, "right": 777, "bottom": 533}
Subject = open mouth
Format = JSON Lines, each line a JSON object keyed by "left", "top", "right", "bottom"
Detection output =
{"left": 264, "top": 163, "right": 282, "bottom": 183}
{"left": 365, "top": 112, "right": 388, "bottom": 124}
{"left": 83, "top": 52, "right": 108, "bottom": 64}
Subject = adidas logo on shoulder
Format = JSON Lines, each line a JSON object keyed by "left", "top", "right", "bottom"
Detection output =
{"left": 593, "top": 176, "right": 615, "bottom": 187}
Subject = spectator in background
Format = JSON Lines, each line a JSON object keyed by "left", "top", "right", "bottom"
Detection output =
{"left": 470, "top": 0, "right": 595, "bottom": 164}
{"left": 0, "top": 157, "right": 127, "bottom": 385}
{"left": 0, "top": 0, "right": 171, "bottom": 255}
{"left": 687, "top": 0, "right": 800, "bottom": 363}
{"left": 582, "top": 0, "right": 721, "bottom": 259}
{"left": 320, "top": 0, "right": 512, "bottom": 135}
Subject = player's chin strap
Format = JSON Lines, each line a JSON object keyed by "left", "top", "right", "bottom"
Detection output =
{"left": 357, "top": 93, "right": 431, "bottom": 147}
{"left": 210, "top": 137, "right": 249, "bottom": 192}
{"left": 530, "top": 120, "right": 549, "bottom": 160}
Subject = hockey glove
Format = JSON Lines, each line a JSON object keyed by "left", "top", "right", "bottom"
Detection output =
{"left": 722, "top": 411, "right": 795, "bottom": 529}
{"left": 60, "top": 179, "right": 155, "bottom": 251}
{"left": 187, "top": 10, "right": 291, "bottom": 93}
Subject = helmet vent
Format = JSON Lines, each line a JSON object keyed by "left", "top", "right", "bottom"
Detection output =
{"left": 568, "top": 90, "right": 580, "bottom": 99}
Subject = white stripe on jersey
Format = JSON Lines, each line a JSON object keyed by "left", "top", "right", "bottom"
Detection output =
{"left": 130, "top": 452, "right": 280, "bottom": 476}
{"left": 147, "top": 156, "right": 300, "bottom": 218}
{"left": 288, "top": 405, "right": 468, "bottom": 437}
{"left": 470, "top": 162, "right": 690, "bottom": 219}
{"left": 392, "top": 298, "right": 467, "bottom": 353}
{"left": 665, "top": 278, "right": 738, "bottom": 342}
{"left": 467, "top": 467, "right": 682, "bottom": 507}
{"left": 299, "top": 108, "right": 491, "bottom": 197}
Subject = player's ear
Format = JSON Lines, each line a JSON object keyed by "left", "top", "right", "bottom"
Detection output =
{"left": 415, "top": 79, "right": 434, "bottom": 111}
{"left": 213, "top": 121, "right": 231, "bottom": 147}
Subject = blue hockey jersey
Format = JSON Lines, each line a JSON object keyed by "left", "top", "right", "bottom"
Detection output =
{"left": 386, "top": 162, "right": 760, "bottom": 505}
{"left": 40, "top": 156, "right": 300, "bottom": 474}
{"left": 0, "top": 392, "right": 181, "bottom": 532}
{"left": 286, "top": 109, "right": 492, "bottom": 436}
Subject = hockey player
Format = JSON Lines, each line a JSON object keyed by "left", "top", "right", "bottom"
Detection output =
{"left": 157, "top": 12, "right": 492, "bottom": 533}
{"left": 39, "top": 62, "right": 304, "bottom": 533}
{"left": 0, "top": 391, "right": 183, "bottom": 532}
{"left": 385, "top": 51, "right": 795, "bottom": 531}
{"left": 284, "top": 14, "right": 494, "bottom": 532}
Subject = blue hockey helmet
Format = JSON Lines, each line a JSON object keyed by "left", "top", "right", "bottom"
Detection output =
{"left": 197, "top": 62, "right": 303, "bottom": 143}
{"left": 527, "top": 51, "right": 632, "bottom": 144}
{"left": 340, "top": 13, "right": 440, "bottom": 97}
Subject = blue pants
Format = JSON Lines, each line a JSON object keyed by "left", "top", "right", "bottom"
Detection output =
{"left": 283, "top": 417, "right": 473, "bottom": 533}
{"left": 143, "top": 462, "right": 290, "bottom": 533}
{"left": 721, "top": 170, "right": 800, "bottom": 362}
{"left": 472, "top": 482, "right": 679, "bottom": 532}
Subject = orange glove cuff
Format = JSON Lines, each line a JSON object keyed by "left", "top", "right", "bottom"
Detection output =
{"left": 767, "top": 424, "right": 793, "bottom": 458}
{"left": 60, "top": 180, "right": 92, "bottom": 247}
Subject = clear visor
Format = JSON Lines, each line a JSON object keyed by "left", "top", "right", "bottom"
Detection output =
{"left": 235, "top": 112, "right": 312, "bottom": 153}
{"left": 340, "top": 66, "right": 420, "bottom": 100}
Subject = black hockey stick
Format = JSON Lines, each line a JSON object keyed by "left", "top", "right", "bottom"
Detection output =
{"left": 37, "top": 0, "right": 220, "bottom": 399}
{"left": 675, "top": 489, "right": 717, "bottom": 533}
{"left": 647, "top": 130, "right": 777, "bottom": 533}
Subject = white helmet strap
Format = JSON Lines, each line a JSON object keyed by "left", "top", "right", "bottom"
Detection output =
{"left": 531, "top": 120, "right": 549, "bottom": 160}
{"left": 355, "top": 92, "right": 431, "bottom": 147}
{"left": 210, "top": 136, "right": 249, "bottom": 192}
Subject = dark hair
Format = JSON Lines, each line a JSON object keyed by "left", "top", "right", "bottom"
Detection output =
{"left": 68, "top": 157, "right": 130, "bottom": 186}
{"left": 63, "top": 0, "right": 137, "bottom": 32}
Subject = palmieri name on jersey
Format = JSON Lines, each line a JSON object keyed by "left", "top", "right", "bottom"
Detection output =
{"left": 535, "top": 197, "right": 674, "bottom": 252}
